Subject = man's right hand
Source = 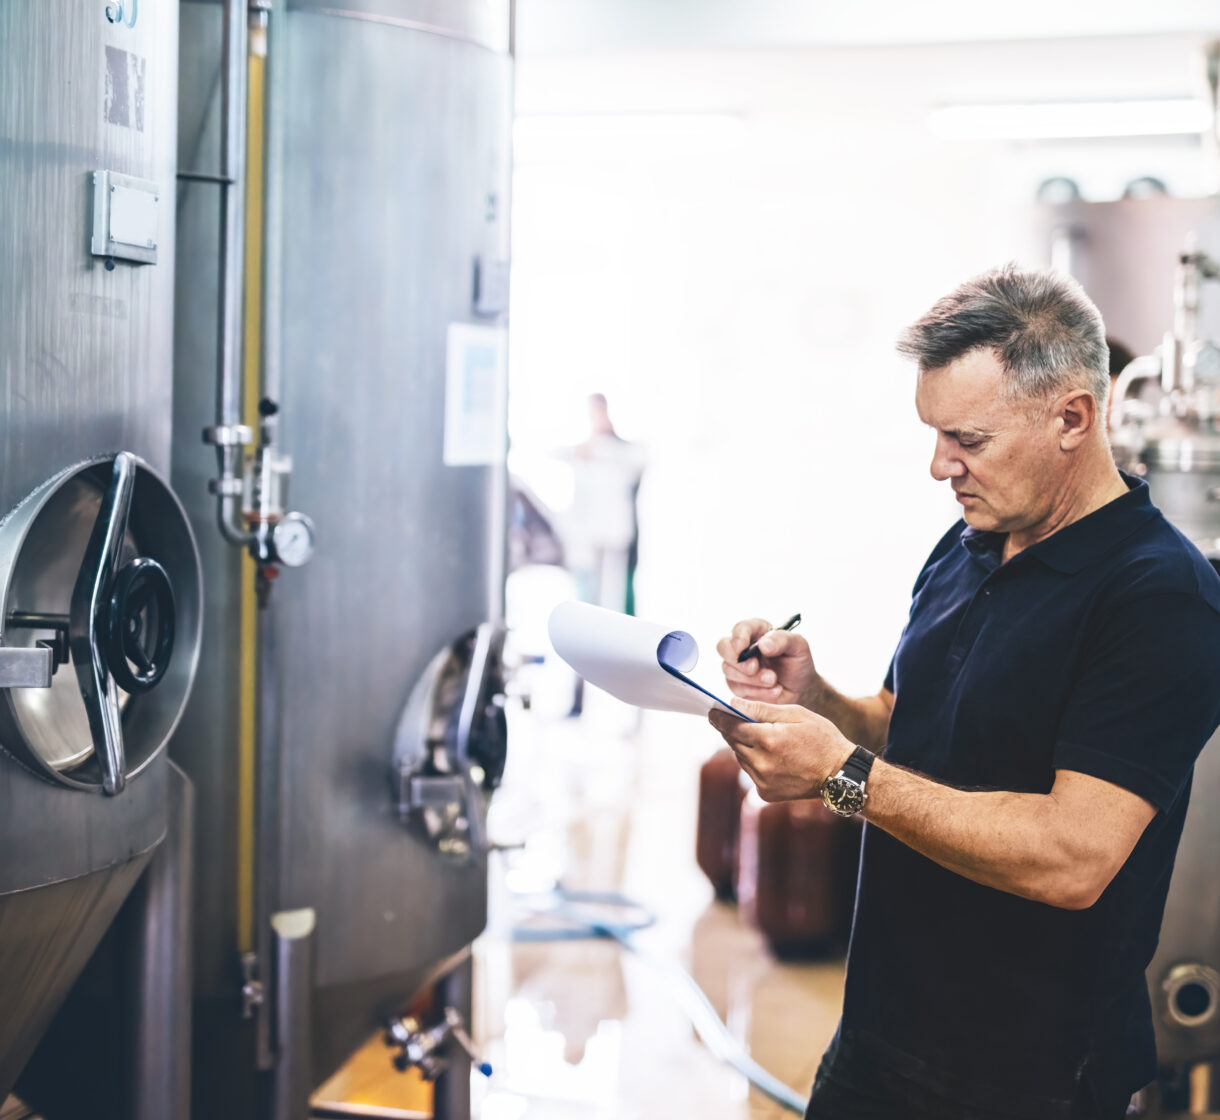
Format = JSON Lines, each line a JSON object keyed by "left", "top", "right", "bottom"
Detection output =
{"left": 717, "top": 618, "right": 822, "bottom": 709}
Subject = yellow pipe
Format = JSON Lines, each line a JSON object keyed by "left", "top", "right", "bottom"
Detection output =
{"left": 236, "top": 32, "right": 266, "bottom": 957}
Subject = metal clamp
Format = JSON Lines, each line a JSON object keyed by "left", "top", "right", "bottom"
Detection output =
{"left": 208, "top": 477, "right": 245, "bottom": 497}
{"left": 203, "top": 423, "right": 253, "bottom": 447}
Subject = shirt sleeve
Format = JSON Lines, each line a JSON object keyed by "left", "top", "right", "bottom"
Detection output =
{"left": 1054, "top": 591, "right": 1220, "bottom": 812}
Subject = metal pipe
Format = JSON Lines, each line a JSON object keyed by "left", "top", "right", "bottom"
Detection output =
{"left": 122, "top": 761, "right": 195, "bottom": 1120}
{"left": 269, "top": 907, "right": 316, "bottom": 1120}
{"left": 254, "top": 593, "right": 283, "bottom": 1069}
{"left": 207, "top": 0, "right": 257, "bottom": 548}
{"left": 431, "top": 954, "right": 473, "bottom": 1120}
{"left": 218, "top": 0, "right": 248, "bottom": 433}
{"left": 1048, "top": 223, "right": 1080, "bottom": 279}
{"left": 177, "top": 170, "right": 237, "bottom": 185}
{"left": 219, "top": 491, "right": 254, "bottom": 545}
{"left": 1112, "top": 354, "right": 1162, "bottom": 418}
{"left": 1160, "top": 250, "right": 1220, "bottom": 396}
{"left": 1173, "top": 254, "right": 1201, "bottom": 394}
{"left": 486, "top": 8, "right": 515, "bottom": 627}
{"left": 262, "top": 0, "right": 286, "bottom": 407}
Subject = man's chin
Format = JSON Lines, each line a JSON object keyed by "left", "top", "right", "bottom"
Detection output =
{"left": 960, "top": 506, "right": 997, "bottom": 530}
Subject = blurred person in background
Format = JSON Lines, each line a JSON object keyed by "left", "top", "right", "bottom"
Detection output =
{"left": 711, "top": 266, "right": 1220, "bottom": 1120}
{"left": 559, "top": 393, "right": 646, "bottom": 714}
{"left": 561, "top": 393, "right": 646, "bottom": 614}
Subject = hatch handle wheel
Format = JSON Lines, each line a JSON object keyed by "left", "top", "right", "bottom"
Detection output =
{"left": 106, "top": 556, "right": 176, "bottom": 693}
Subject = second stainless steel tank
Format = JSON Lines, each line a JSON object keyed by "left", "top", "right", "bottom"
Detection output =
{"left": 172, "top": 1, "right": 512, "bottom": 1114}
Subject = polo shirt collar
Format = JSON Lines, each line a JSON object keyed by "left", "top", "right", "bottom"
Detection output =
{"left": 961, "top": 472, "right": 1159, "bottom": 575}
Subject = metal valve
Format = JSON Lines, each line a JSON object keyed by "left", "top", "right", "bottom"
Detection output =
{"left": 205, "top": 398, "right": 315, "bottom": 573}
{"left": 383, "top": 1007, "right": 492, "bottom": 1081}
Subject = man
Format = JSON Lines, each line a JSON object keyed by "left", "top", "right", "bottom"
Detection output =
{"left": 711, "top": 265, "right": 1220, "bottom": 1120}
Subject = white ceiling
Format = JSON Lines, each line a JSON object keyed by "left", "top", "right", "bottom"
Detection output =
{"left": 515, "top": 0, "right": 1220, "bottom": 55}
{"left": 514, "top": 34, "right": 1219, "bottom": 116}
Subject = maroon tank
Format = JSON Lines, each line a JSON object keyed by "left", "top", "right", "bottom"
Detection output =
{"left": 695, "top": 749, "right": 747, "bottom": 901}
{"left": 736, "top": 791, "right": 862, "bottom": 958}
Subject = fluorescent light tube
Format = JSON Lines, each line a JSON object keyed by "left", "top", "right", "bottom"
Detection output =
{"left": 928, "top": 99, "right": 1212, "bottom": 140}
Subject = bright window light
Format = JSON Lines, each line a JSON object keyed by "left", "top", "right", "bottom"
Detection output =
{"left": 928, "top": 99, "right": 1213, "bottom": 140}
{"left": 513, "top": 113, "right": 745, "bottom": 164}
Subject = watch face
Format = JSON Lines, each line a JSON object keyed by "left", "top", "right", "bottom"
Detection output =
{"left": 822, "top": 775, "right": 866, "bottom": 817}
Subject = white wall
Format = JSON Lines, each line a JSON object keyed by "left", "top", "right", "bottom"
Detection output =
{"left": 509, "top": 35, "right": 1220, "bottom": 698}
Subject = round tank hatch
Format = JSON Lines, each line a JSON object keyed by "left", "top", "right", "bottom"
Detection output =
{"left": 1162, "top": 963, "right": 1220, "bottom": 1031}
{"left": 0, "top": 455, "right": 202, "bottom": 792}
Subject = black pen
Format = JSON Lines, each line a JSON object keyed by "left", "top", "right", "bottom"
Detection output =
{"left": 737, "top": 613, "right": 801, "bottom": 663}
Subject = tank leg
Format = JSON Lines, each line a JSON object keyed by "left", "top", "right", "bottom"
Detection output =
{"left": 1192, "top": 1057, "right": 1220, "bottom": 1112}
{"left": 269, "top": 908, "right": 317, "bottom": 1120}
{"left": 122, "top": 761, "right": 195, "bottom": 1120}
{"left": 431, "top": 955, "right": 474, "bottom": 1120}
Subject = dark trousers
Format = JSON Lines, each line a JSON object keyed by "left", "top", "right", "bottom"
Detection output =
{"left": 805, "top": 1029, "right": 1132, "bottom": 1120}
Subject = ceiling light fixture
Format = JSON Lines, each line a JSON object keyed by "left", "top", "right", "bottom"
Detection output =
{"left": 928, "top": 98, "right": 1212, "bottom": 140}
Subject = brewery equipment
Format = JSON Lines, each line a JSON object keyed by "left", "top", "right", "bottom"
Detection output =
{"left": 1040, "top": 196, "right": 1220, "bottom": 1107}
{"left": 2, "top": 0, "right": 512, "bottom": 1116}
{"left": 0, "top": 3, "right": 203, "bottom": 1118}
{"left": 173, "top": 0, "right": 513, "bottom": 1115}
{"left": 1110, "top": 236, "right": 1220, "bottom": 1077}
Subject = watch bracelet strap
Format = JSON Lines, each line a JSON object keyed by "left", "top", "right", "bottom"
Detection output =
{"left": 840, "top": 745, "right": 876, "bottom": 784}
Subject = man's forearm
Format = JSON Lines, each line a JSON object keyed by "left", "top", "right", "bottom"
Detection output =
{"left": 862, "top": 761, "right": 1111, "bottom": 910}
{"left": 801, "top": 680, "right": 890, "bottom": 751}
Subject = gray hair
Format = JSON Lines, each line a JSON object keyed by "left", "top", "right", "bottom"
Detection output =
{"left": 897, "top": 264, "right": 1110, "bottom": 408}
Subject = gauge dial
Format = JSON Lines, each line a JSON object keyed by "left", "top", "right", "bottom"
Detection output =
{"left": 1190, "top": 341, "right": 1220, "bottom": 385}
{"left": 272, "top": 512, "right": 316, "bottom": 567}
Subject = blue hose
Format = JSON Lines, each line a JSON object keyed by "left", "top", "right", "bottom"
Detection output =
{"left": 509, "top": 887, "right": 811, "bottom": 1115}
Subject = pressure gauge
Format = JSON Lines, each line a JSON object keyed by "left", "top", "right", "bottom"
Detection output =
{"left": 1189, "top": 340, "right": 1220, "bottom": 385}
{"left": 271, "top": 511, "right": 316, "bottom": 568}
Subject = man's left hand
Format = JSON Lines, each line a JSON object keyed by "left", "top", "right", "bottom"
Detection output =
{"left": 709, "top": 700, "right": 857, "bottom": 802}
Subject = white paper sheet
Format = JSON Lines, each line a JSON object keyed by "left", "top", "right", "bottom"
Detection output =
{"left": 548, "top": 601, "right": 752, "bottom": 720}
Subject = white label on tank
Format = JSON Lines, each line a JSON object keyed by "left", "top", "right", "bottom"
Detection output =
{"left": 109, "top": 182, "right": 158, "bottom": 249}
{"left": 444, "top": 322, "right": 507, "bottom": 467}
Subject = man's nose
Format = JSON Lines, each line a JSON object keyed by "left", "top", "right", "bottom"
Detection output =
{"left": 930, "top": 437, "right": 966, "bottom": 482}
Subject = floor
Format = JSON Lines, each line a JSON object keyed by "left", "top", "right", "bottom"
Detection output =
{"left": 316, "top": 681, "right": 846, "bottom": 1119}
{"left": 474, "top": 685, "right": 845, "bottom": 1119}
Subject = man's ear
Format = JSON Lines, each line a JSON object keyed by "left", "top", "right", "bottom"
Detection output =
{"left": 1057, "top": 390, "right": 1097, "bottom": 451}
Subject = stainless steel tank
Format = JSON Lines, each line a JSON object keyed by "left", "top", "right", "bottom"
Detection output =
{"left": 1039, "top": 197, "right": 1220, "bottom": 1080}
{"left": 172, "top": 2, "right": 512, "bottom": 1114}
{"left": 0, "top": 1, "right": 201, "bottom": 1114}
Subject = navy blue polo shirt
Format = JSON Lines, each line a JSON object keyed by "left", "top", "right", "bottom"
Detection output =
{"left": 839, "top": 476, "right": 1220, "bottom": 1117}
